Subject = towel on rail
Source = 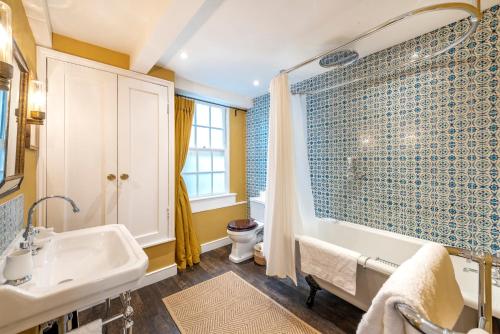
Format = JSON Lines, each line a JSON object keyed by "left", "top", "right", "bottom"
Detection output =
{"left": 69, "top": 319, "right": 102, "bottom": 334}
{"left": 356, "top": 243, "right": 463, "bottom": 334}
{"left": 299, "top": 235, "right": 360, "bottom": 295}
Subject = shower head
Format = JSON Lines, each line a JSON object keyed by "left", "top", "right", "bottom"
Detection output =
{"left": 319, "top": 50, "right": 359, "bottom": 68}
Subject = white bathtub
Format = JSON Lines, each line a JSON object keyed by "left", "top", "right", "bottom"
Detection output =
{"left": 295, "top": 219, "right": 499, "bottom": 330}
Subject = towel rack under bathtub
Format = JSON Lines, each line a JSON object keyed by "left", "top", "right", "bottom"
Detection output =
{"left": 396, "top": 247, "right": 500, "bottom": 334}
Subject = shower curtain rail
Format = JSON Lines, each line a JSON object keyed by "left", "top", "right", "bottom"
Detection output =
{"left": 282, "top": 1, "right": 482, "bottom": 77}
{"left": 396, "top": 246, "right": 498, "bottom": 334}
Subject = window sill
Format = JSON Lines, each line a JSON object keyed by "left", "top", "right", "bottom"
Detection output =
{"left": 190, "top": 193, "right": 245, "bottom": 213}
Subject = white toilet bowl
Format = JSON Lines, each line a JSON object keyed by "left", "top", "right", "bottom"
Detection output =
{"left": 227, "top": 221, "right": 263, "bottom": 263}
{"left": 227, "top": 195, "right": 265, "bottom": 263}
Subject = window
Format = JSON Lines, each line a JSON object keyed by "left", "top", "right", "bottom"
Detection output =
{"left": 182, "top": 101, "right": 228, "bottom": 198}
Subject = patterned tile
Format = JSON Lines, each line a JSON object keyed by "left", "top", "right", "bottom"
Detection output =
{"left": 247, "top": 6, "right": 499, "bottom": 253}
{"left": 0, "top": 195, "right": 24, "bottom": 254}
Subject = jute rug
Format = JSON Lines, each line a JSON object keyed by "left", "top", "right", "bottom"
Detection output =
{"left": 163, "top": 271, "right": 320, "bottom": 334}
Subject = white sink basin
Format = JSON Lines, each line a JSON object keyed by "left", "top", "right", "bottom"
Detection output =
{"left": 0, "top": 224, "right": 148, "bottom": 334}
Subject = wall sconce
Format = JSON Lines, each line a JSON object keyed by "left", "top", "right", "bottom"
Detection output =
{"left": 0, "top": 1, "right": 12, "bottom": 89}
{"left": 27, "top": 80, "right": 45, "bottom": 125}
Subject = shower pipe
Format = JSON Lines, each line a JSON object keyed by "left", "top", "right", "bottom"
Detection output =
{"left": 396, "top": 246, "right": 499, "bottom": 334}
{"left": 282, "top": 1, "right": 482, "bottom": 95}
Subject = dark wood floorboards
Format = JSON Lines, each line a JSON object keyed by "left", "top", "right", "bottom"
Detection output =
{"left": 79, "top": 245, "right": 363, "bottom": 333}
{"left": 80, "top": 245, "right": 500, "bottom": 334}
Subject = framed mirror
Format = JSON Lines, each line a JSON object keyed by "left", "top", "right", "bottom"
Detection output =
{"left": 0, "top": 41, "right": 29, "bottom": 198}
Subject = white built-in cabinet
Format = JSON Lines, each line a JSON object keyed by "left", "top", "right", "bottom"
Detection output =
{"left": 38, "top": 48, "right": 175, "bottom": 247}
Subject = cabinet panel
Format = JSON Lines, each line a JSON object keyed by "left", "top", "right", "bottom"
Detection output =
{"left": 117, "top": 76, "right": 169, "bottom": 245}
{"left": 46, "top": 59, "right": 118, "bottom": 231}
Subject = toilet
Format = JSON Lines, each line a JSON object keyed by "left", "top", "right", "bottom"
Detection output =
{"left": 227, "top": 195, "right": 265, "bottom": 263}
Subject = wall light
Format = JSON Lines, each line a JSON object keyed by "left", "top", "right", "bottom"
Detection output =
{"left": 0, "top": 1, "right": 12, "bottom": 90}
{"left": 28, "top": 80, "right": 45, "bottom": 123}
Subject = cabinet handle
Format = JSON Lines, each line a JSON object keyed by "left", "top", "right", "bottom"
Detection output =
{"left": 107, "top": 174, "right": 116, "bottom": 181}
{"left": 120, "top": 174, "right": 129, "bottom": 180}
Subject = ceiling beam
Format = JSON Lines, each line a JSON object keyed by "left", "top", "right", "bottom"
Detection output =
{"left": 130, "top": 0, "right": 224, "bottom": 74}
{"left": 22, "top": 0, "right": 52, "bottom": 48}
{"left": 175, "top": 76, "right": 253, "bottom": 110}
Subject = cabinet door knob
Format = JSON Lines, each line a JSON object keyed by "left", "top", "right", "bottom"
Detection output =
{"left": 107, "top": 174, "right": 116, "bottom": 181}
{"left": 120, "top": 173, "right": 129, "bottom": 180}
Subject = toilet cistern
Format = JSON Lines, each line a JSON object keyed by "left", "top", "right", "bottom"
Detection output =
{"left": 21, "top": 195, "right": 80, "bottom": 254}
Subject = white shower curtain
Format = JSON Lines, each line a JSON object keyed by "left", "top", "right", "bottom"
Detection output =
{"left": 264, "top": 73, "right": 316, "bottom": 285}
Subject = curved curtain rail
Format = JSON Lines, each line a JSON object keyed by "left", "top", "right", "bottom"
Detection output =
{"left": 282, "top": 1, "right": 483, "bottom": 88}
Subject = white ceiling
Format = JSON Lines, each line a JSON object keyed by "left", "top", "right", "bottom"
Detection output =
{"left": 161, "top": 0, "right": 498, "bottom": 97}
{"left": 46, "top": 0, "right": 172, "bottom": 54}
{"left": 25, "top": 0, "right": 499, "bottom": 101}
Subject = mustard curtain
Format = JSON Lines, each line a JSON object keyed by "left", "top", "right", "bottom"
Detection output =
{"left": 174, "top": 96, "right": 200, "bottom": 270}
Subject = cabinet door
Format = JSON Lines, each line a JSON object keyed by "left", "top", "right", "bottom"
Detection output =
{"left": 46, "top": 59, "right": 118, "bottom": 232}
{"left": 117, "top": 76, "right": 169, "bottom": 246}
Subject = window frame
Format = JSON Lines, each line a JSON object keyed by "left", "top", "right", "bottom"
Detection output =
{"left": 182, "top": 100, "right": 230, "bottom": 199}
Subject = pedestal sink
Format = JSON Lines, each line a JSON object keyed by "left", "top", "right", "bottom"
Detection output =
{"left": 0, "top": 224, "right": 148, "bottom": 334}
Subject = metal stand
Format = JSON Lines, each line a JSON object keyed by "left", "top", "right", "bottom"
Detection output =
{"left": 120, "top": 291, "right": 134, "bottom": 334}
{"left": 305, "top": 275, "right": 322, "bottom": 308}
{"left": 39, "top": 291, "right": 134, "bottom": 333}
{"left": 101, "top": 291, "right": 134, "bottom": 334}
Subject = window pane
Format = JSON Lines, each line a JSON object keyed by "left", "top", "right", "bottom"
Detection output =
{"left": 211, "top": 107, "right": 224, "bottom": 128}
{"left": 196, "top": 103, "right": 210, "bottom": 126}
{"left": 213, "top": 173, "right": 226, "bottom": 194}
{"left": 211, "top": 129, "right": 224, "bottom": 149}
{"left": 183, "top": 174, "right": 197, "bottom": 197}
{"left": 213, "top": 151, "right": 225, "bottom": 172}
{"left": 183, "top": 151, "right": 197, "bottom": 173}
{"left": 189, "top": 126, "right": 196, "bottom": 148}
{"left": 198, "top": 173, "right": 212, "bottom": 196}
{"left": 196, "top": 127, "right": 210, "bottom": 148}
{"left": 198, "top": 151, "right": 212, "bottom": 172}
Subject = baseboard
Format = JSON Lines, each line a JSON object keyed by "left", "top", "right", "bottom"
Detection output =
{"left": 136, "top": 264, "right": 177, "bottom": 290}
{"left": 201, "top": 236, "right": 232, "bottom": 254}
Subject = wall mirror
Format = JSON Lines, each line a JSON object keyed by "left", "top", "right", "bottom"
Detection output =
{"left": 0, "top": 41, "right": 29, "bottom": 198}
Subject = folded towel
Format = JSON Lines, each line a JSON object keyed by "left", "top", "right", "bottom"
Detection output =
{"left": 70, "top": 319, "right": 102, "bottom": 334}
{"left": 299, "top": 235, "right": 360, "bottom": 295}
{"left": 357, "top": 243, "right": 464, "bottom": 334}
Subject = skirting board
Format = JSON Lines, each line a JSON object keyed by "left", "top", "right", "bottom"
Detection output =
{"left": 201, "top": 236, "right": 232, "bottom": 253}
{"left": 136, "top": 264, "right": 178, "bottom": 290}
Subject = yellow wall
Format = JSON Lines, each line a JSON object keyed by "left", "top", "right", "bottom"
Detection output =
{"left": 0, "top": 1, "right": 38, "bottom": 223}
{"left": 148, "top": 65, "right": 175, "bottom": 82}
{"left": 192, "top": 109, "right": 248, "bottom": 244}
{"left": 52, "top": 33, "right": 130, "bottom": 69}
{"left": 52, "top": 34, "right": 176, "bottom": 84}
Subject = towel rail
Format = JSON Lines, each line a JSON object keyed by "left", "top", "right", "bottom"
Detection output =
{"left": 395, "top": 247, "right": 498, "bottom": 334}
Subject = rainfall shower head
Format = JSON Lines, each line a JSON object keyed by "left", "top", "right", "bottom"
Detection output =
{"left": 319, "top": 50, "right": 359, "bottom": 68}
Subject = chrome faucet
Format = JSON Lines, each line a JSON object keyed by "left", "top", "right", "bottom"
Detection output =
{"left": 21, "top": 195, "right": 80, "bottom": 254}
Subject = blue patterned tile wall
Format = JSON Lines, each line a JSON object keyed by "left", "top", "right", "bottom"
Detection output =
{"left": 247, "top": 6, "right": 499, "bottom": 252}
{"left": 0, "top": 195, "right": 24, "bottom": 254}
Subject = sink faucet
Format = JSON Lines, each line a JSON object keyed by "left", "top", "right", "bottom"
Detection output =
{"left": 21, "top": 195, "right": 80, "bottom": 254}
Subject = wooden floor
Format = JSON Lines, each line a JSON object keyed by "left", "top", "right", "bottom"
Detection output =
{"left": 80, "top": 245, "right": 500, "bottom": 334}
{"left": 80, "top": 245, "right": 363, "bottom": 333}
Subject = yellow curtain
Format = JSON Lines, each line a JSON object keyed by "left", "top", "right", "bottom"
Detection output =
{"left": 174, "top": 96, "right": 200, "bottom": 270}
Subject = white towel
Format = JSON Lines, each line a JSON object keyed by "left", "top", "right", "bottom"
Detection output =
{"left": 299, "top": 236, "right": 359, "bottom": 295}
{"left": 70, "top": 319, "right": 102, "bottom": 334}
{"left": 357, "top": 243, "right": 464, "bottom": 334}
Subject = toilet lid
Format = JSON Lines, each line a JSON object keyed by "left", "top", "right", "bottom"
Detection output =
{"left": 227, "top": 219, "right": 257, "bottom": 232}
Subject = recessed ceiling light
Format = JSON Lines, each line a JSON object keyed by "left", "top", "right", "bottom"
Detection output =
{"left": 253, "top": 80, "right": 260, "bottom": 86}
{"left": 180, "top": 51, "right": 188, "bottom": 60}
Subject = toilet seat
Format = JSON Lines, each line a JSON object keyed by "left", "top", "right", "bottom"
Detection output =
{"left": 227, "top": 219, "right": 257, "bottom": 232}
